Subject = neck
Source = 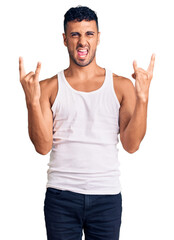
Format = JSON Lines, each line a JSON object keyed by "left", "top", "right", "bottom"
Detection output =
{"left": 65, "top": 57, "right": 101, "bottom": 80}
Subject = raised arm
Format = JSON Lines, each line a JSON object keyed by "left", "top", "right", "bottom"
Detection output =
{"left": 119, "top": 54, "right": 155, "bottom": 153}
{"left": 19, "top": 57, "right": 53, "bottom": 155}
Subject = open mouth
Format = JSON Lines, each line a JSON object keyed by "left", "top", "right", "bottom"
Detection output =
{"left": 77, "top": 49, "right": 88, "bottom": 58}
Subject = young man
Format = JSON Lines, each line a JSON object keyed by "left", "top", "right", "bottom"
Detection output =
{"left": 19, "top": 6, "right": 155, "bottom": 240}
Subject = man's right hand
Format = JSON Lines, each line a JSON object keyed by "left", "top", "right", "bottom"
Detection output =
{"left": 19, "top": 57, "right": 41, "bottom": 106}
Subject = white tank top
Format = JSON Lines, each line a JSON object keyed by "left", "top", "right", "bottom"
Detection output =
{"left": 46, "top": 69, "right": 121, "bottom": 194}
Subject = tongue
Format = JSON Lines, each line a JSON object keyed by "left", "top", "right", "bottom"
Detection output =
{"left": 78, "top": 51, "right": 87, "bottom": 56}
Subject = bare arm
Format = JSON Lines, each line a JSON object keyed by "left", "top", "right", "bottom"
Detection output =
{"left": 119, "top": 54, "right": 155, "bottom": 153}
{"left": 27, "top": 81, "right": 53, "bottom": 155}
{"left": 119, "top": 80, "right": 148, "bottom": 153}
{"left": 19, "top": 57, "right": 53, "bottom": 155}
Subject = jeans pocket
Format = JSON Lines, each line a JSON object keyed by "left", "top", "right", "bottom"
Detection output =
{"left": 46, "top": 187, "right": 63, "bottom": 196}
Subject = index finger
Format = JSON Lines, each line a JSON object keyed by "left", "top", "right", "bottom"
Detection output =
{"left": 147, "top": 53, "right": 156, "bottom": 73}
{"left": 19, "top": 56, "right": 26, "bottom": 79}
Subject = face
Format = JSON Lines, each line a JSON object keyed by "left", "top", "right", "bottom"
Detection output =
{"left": 63, "top": 20, "right": 100, "bottom": 67}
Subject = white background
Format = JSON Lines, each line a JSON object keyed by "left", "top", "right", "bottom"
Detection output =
{"left": 0, "top": 0, "right": 174, "bottom": 239}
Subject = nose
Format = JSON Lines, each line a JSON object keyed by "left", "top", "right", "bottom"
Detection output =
{"left": 78, "top": 35, "right": 87, "bottom": 47}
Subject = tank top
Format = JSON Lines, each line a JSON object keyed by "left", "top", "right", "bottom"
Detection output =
{"left": 46, "top": 69, "right": 121, "bottom": 194}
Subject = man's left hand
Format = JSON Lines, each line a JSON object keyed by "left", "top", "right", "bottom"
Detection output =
{"left": 132, "top": 53, "right": 156, "bottom": 102}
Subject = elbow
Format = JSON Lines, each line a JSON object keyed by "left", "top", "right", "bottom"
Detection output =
{"left": 121, "top": 133, "right": 141, "bottom": 154}
{"left": 126, "top": 146, "right": 139, "bottom": 154}
{"left": 122, "top": 142, "right": 140, "bottom": 154}
{"left": 29, "top": 133, "right": 53, "bottom": 155}
{"left": 36, "top": 148, "right": 51, "bottom": 155}
{"left": 34, "top": 142, "right": 52, "bottom": 155}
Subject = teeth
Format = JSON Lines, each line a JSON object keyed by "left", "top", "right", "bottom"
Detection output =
{"left": 78, "top": 49, "right": 87, "bottom": 52}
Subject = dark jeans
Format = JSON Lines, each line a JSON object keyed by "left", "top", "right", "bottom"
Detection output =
{"left": 44, "top": 187, "right": 122, "bottom": 240}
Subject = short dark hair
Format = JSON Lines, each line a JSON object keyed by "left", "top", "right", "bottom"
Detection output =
{"left": 64, "top": 6, "right": 99, "bottom": 33}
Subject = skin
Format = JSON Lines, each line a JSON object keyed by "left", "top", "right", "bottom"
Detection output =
{"left": 19, "top": 19, "right": 155, "bottom": 155}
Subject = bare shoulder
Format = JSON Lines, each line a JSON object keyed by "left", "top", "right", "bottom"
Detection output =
{"left": 39, "top": 74, "right": 58, "bottom": 107}
{"left": 112, "top": 73, "right": 135, "bottom": 105}
{"left": 113, "top": 73, "right": 134, "bottom": 90}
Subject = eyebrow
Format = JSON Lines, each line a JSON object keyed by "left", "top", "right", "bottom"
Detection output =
{"left": 70, "top": 31, "right": 95, "bottom": 36}
{"left": 86, "top": 31, "right": 95, "bottom": 34}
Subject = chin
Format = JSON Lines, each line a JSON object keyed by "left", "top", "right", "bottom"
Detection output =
{"left": 75, "top": 60, "right": 92, "bottom": 67}
{"left": 70, "top": 52, "right": 95, "bottom": 67}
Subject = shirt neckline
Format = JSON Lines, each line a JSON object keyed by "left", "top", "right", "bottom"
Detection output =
{"left": 62, "top": 68, "right": 107, "bottom": 94}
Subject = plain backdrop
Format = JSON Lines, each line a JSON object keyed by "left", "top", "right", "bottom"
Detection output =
{"left": 0, "top": 0, "right": 174, "bottom": 239}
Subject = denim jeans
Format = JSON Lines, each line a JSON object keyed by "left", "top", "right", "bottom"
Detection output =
{"left": 44, "top": 187, "right": 122, "bottom": 240}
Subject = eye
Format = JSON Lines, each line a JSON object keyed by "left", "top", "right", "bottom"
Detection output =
{"left": 71, "top": 32, "right": 79, "bottom": 37}
{"left": 87, "top": 32, "right": 94, "bottom": 36}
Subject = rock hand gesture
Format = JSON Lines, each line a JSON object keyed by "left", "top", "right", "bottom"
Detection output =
{"left": 19, "top": 57, "right": 42, "bottom": 106}
{"left": 132, "top": 54, "right": 156, "bottom": 103}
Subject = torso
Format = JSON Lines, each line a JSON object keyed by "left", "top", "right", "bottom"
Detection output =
{"left": 46, "top": 71, "right": 124, "bottom": 108}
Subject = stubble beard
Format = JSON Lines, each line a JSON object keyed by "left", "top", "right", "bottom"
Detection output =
{"left": 68, "top": 49, "right": 96, "bottom": 67}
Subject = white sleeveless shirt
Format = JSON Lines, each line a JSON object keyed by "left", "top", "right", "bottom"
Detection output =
{"left": 46, "top": 69, "right": 121, "bottom": 194}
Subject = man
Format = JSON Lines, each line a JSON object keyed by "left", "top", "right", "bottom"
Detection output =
{"left": 19, "top": 6, "right": 155, "bottom": 240}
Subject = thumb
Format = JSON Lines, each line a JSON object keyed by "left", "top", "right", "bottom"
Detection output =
{"left": 132, "top": 73, "right": 136, "bottom": 79}
{"left": 34, "top": 61, "right": 41, "bottom": 81}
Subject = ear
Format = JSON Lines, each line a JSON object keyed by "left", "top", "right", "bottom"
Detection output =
{"left": 63, "top": 33, "right": 67, "bottom": 47}
{"left": 97, "top": 32, "right": 101, "bottom": 45}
